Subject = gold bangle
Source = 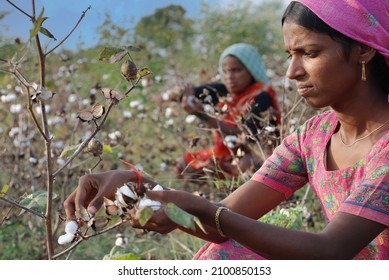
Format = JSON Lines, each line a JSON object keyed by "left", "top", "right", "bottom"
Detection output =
{"left": 215, "top": 206, "right": 229, "bottom": 237}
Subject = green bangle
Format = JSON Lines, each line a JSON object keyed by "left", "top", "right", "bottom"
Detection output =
{"left": 215, "top": 206, "right": 229, "bottom": 237}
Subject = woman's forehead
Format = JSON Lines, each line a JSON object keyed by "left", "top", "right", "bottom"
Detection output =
{"left": 282, "top": 22, "right": 329, "bottom": 49}
{"left": 222, "top": 56, "right": 244, "bottom": 67}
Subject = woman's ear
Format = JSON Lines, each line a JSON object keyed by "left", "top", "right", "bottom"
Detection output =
{"left": 358, "top": 44, "right": 376, "bottom": 64}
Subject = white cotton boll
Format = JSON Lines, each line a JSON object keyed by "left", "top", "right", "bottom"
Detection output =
{"left": 65, "top": 220, "right": 79, "bottom": 234}
{"left": 108, "top": 132, "right": 118, "bottom": 140}
{"left": 123, "top": 110, "right": 133, "bottom": 119}
{"left": 289, "top": 117, "right": 298, "bottom": 125}
{"left": 226, "top": 141, "right": 235, "bottom": 149}
{"left": 10, "top": 104, "right": 22, "bottom": 113}
{"left": 224, "top": 135, "right": 237, "bottom": 142}
{"left": 115, "top": 235, "right": 128, "bottom": 247}
{"left": 57, "top": 158, "right": 65, "bottom": 166}
{"left": 9, "top": 127, "right": 19, "bottom": 138}
{"left": 152, "top": 184, "right": 164, "bottom": 191}
{"left": 1, "top": 93, "right": 16, "bottom": 103}
{"left": 119, "top": 185, "right": 137, "bottom": 201}
{"left": 58, "top": 233, "right": 75, "bottom": 245}
{"left": 165, "top": 107, "right": 173, "bottom": 118}
{"left": 265, "top": 126, "right": 276, "bottom": 133}
{"left": 68, "top": 94, "right": 77, "bottom": 103}
{"left": 204, "top": 104, "right": 215, "bottom": 114}
{"left": 164, "top": 118, "right": 174, "bottom": 127}
{"left": 161, "top": 92, "right": 170, "bottom": 101}
{"left": 29, "top": 157, "right": 38, "bottom": 165}
{"left": 115, "top": 190, "right": 128, "bottom": 207}
{"left": 129, "top": 100, "right": 142, "bottom": 108}
{"left": 224, "top": 135, "right": 237, "bottom": 148}
{"left": 280, "top": 208, "right": 290, "bottom": 217}
{"left": 138, "top": 198, "right": 161, "bottom": 211}
{"left": 185, "top": 114, "right": 197, "bottom": 123}
{"left": 159, "top": 162, "right": 168, "bottom": 171}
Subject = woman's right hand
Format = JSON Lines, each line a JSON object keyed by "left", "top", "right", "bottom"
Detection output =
{"left": 63, "top": 170, "right": 151, "bottom": 220}
{"left": 181, "top": 83, "right": 204, "bottom": 115}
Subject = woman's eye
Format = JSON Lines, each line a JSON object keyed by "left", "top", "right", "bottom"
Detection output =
{"left": 304, "top": 51, "right": 318, "bottom": 58}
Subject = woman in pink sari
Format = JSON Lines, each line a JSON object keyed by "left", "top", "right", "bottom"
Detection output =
{"left": 64, "top": 0, "right": 389, "bottom": 259}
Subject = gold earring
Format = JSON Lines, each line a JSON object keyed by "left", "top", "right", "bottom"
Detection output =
{"left": 361, "top": 61, "right": 366, "bottom": 81}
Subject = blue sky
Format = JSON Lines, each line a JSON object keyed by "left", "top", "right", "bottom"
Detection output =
{"left": 1, "top": 0, "right": 234, "bottom": 50}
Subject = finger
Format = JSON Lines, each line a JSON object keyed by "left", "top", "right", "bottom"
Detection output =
{"left": 63, "top": 191, "right": 77, "bottom": 220}
{"left": 74, "top": 177, "right": 98, "bottom": 216}
{"left": 145, "top": 189, "right": 166, "bottom": 202}
{"left": 87, "top": 194, "right": 105, "bottom": 216}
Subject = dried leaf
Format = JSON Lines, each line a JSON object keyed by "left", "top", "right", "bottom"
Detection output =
{"left": 77, "top": 108, "right": 94, "bottom": 122}
{"left": 88, "top": 216, "right": 110, "bottom": 231}
{"left": 91, "top": 103, "right": 105, "bottom": 119}
{"left": 99, "top": 47, "right": 128, "bottom": 63}
{"left": 38, "top": 86, "right": 54, "bottom": 100}
{"left": 124, "top": 45, "right": 142, "bottom": 52}
{"left": 76, "top": 206, "right": 91, "bottom": 222}
{"left": 101, "top": 88, "right": 125, "bottom": 102}
{"left": 77, "top": 103, "right": 105, "bottom": 122}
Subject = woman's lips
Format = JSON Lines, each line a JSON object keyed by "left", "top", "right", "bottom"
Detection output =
{"left": 297, "top": 85, "right": 313, "bottom": 96}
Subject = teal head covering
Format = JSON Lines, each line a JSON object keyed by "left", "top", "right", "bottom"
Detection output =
{"left": 218, "top": 43, "right": 269, "bottom": 84}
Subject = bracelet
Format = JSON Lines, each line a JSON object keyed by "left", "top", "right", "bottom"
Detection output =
{"left": 215, "top": 206, "right": 229, "bottom": 237}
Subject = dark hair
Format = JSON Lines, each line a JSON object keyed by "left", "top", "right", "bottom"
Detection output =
{"left": 282, "top": 1, "right": 389, "bottom": 94}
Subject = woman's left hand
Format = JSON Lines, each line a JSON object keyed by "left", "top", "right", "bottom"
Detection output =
{"left": 130, "top": 189, "right": 216, "bottom": 233}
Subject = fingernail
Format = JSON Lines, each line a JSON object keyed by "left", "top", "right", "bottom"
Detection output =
{"left": 88, "top": 206, "right": 96, "bottom": 216}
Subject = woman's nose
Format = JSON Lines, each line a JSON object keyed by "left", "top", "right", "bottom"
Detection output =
{"left": 286, "top": 56, "right": 305, "bottom": 80}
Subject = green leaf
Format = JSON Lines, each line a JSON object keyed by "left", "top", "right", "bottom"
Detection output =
{"left": 19, "top": 191, "right": 58, "bottom": 215}
{"left": 0, "top": 184, "right": 9, "bottom": 196}
{"left": 99, "top": 47, "right": 128, "bottom": 63}
{"left": 103, "top": 145, "right": 113, "bottom": 153}
{"left": 165, "top": 203, "right": 197, "bottom": 231}
{"left": 103, "top": 253, "right": 141, "bottom": 260}
{"left": 193, "top": 216, "right": 207, "bottom": 234}
{"left": 39, "top": 26, "right": 57, "bottom": 40}
{"left": 135, "top": 67, "right": 153, "bottom": 79}
{"left": 29, "top": 8, "right": 45, "bottom": 39}
{"left": 137, "top": 206, "right": 153, "bottom": 226}
{"left": 59, "top": 143, "right": 82, "bottom": 158}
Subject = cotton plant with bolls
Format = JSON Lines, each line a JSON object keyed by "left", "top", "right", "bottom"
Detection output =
{"left": 57, "top": 183, "right": 162, "bottom": 245}
{"left": 58, "top": 165, "right": 206, "bottom": 246}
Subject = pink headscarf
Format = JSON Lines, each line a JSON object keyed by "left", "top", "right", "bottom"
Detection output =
{"left": 296, "top": 0, "right": 389, "bottom": 66}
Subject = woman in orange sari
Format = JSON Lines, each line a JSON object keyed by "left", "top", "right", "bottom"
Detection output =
{"left": 176, "top": 43, "right": 280, "bottom": 179}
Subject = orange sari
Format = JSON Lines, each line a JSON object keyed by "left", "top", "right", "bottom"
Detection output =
{"left": 184, "top": 82, "right": 279, "bottom": 173}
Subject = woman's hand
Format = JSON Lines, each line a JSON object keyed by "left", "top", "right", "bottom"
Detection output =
{"left": 129, "top": 189, "right": 217, "bottom": 235}
{"left": 129, "top": 206, "right": 178, "bottom": 234}
{"left": 181, "top": 83, "right": 204, "bottom": 115}
{"left": 63, "top": 170, "right": 155, "bottom": 220}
